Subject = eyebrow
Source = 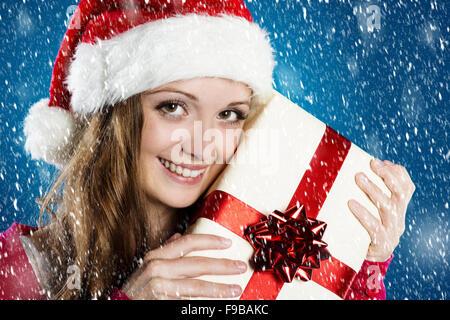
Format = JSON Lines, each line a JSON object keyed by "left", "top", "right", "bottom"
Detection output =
{"left": 143, "top": 88, "right": 250, "bottom": 107}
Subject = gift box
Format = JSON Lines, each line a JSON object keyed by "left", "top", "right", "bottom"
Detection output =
{"left": 185, "top": 90, "right": 390, "bottom": 300}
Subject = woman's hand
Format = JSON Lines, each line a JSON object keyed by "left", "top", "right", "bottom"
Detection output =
{"left": 120, "top": 233, "right": 247, "bottom": 300}
{"left": 348, "top": 158, "right": 415, "bottom": 262}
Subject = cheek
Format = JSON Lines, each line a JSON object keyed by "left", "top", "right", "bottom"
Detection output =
{"left": 219, "top": 128, "right": 244, "bottom": 164}
{"left": 140, "top": 119, "right": 176, "bottom": 156}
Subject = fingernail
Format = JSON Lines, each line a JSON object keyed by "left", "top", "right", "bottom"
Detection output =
{"left": 235, "top": 261, "right": 247, "bottom": 272}
{"left": 373, "top": 158, "right": 383, "bottom": 169}
{"left": 230, "top": 285, "right": 242, "bottom": 297}
{"left": 348, "top": 199, "right": 359, "bottom": 209}
{"left": 356, "top": 173, "right": 368, "bottom": 184}
{"left": 221, "top": 237, "right": 232, "bottom": 247}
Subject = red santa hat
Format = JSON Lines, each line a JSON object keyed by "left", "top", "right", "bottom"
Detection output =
{"left": 23, "top": 0, "right": 275, "bottom": 167}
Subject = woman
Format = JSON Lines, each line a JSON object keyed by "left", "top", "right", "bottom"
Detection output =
{"left": 0, "top": 0, "right": 414, "bottom": 300}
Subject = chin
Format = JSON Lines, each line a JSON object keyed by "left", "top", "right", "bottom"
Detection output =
{"left": 161, "top": 194, "right": 200, "bottom": 209}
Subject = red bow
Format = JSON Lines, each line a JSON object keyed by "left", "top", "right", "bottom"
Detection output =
{"left": 244, "top": 202, "right": 330, "bottom": 282}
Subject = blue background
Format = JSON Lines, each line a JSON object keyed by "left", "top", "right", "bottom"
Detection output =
{"left": 0, "top": 0, "right": 448, "bottom": 299}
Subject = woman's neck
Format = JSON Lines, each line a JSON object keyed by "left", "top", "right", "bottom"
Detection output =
{"left": 144, "top": 197, "right": 185, "bottom": 247}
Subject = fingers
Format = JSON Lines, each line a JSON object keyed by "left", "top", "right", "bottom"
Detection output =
{"left": 398, "top": 164, "right": 416, "bottom": 200}
{"left": 370, "top": 159, "right": 415, "bottom": 201}
{"left": 145, "top": 234, "right": 232, "bottom": 261}
{"left": 351, "top": 158, "right": 415, "bottom": 263}
{"left": 144, "top": 256, "right": 247, "bottom": 279}
{"left": 124, "top": 234, "right": 246, "bottom": 300}
{"left": 348, "top": 199, "right": 381, "bottom": 241}
{"left": 355, "top": 172, "right": 391, "bottom": 213}
{"left": 370, "top": 159, "right": 400, "bottom": 194}
{"left": 140, "top": 278, "right": 242, "bottom": 300}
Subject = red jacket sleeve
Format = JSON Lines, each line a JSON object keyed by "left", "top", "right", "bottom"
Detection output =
{"left": 344, "top": 255, "right": 393, "bottom": 300}
{"left": 108, "top": 287, "right": 130, "bottom": 300}
{"left": 0, "top": 223, "right": 129, "bottom": 300}
{"left": 0, "top": 223, "right": 45, "bottom": 300}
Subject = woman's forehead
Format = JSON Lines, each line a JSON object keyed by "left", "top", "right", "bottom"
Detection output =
{"left": 144, "top": 78, "right": 252, "bottom": 102}
{"left": 149, "top": 77, "right": 250, "bottom": 91}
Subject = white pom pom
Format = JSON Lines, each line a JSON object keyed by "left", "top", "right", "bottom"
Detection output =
{"left": 24, "top": 98, "right": 76, "bottom": 167}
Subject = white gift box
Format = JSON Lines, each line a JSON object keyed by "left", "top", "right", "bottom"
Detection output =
{"left": 186, "top": 90, "right": 390, "bottom": 300}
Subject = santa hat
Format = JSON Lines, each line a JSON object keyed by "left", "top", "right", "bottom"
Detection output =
{"left": 23, "top": 0, "right": 275, "bottom": 167}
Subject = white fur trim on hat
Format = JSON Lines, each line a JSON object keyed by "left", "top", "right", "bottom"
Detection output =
{"left": 24, "top": 98, "right": 76, "bottom": 167}
{"left": 65, "top": 14, "right": 275, "bottom": 114}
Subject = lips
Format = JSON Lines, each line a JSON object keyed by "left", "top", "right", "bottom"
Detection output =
{"left": 158, "top": 157, "right": 207, "bottom": 178}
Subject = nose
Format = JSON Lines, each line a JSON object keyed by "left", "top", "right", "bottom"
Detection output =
{"left": 183, "top": 119, "right": 221, "bottom": 164}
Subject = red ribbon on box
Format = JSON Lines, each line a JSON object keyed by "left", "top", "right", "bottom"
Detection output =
{"left": 191, "top": 126, "right": 358, "bottom": 299}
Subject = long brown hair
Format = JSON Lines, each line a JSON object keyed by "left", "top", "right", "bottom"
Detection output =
{"left": 36, "top": 94, "right": 160, "bottom": 299}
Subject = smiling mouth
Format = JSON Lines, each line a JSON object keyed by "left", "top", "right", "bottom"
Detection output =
{"left": 158, "top": 157, "right": 207, "bottom": 178}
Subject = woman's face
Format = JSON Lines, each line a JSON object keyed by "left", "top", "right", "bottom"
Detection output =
{"left": 139, "top": 77, "right": 252, "bottom": 208}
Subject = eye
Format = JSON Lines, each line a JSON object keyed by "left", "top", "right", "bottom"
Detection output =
{"left": 218, "top": 110, "right": 247, "bottom": 123}
{"left": 155, "top": 100, "right": 186, "bottom": 117}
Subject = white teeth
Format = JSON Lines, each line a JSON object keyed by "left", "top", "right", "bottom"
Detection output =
{"left": 182, "top": 168, "right": 191, "bottom": 177}
{"left": 159, "top": 157, "right": 206, "bottom": 178}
